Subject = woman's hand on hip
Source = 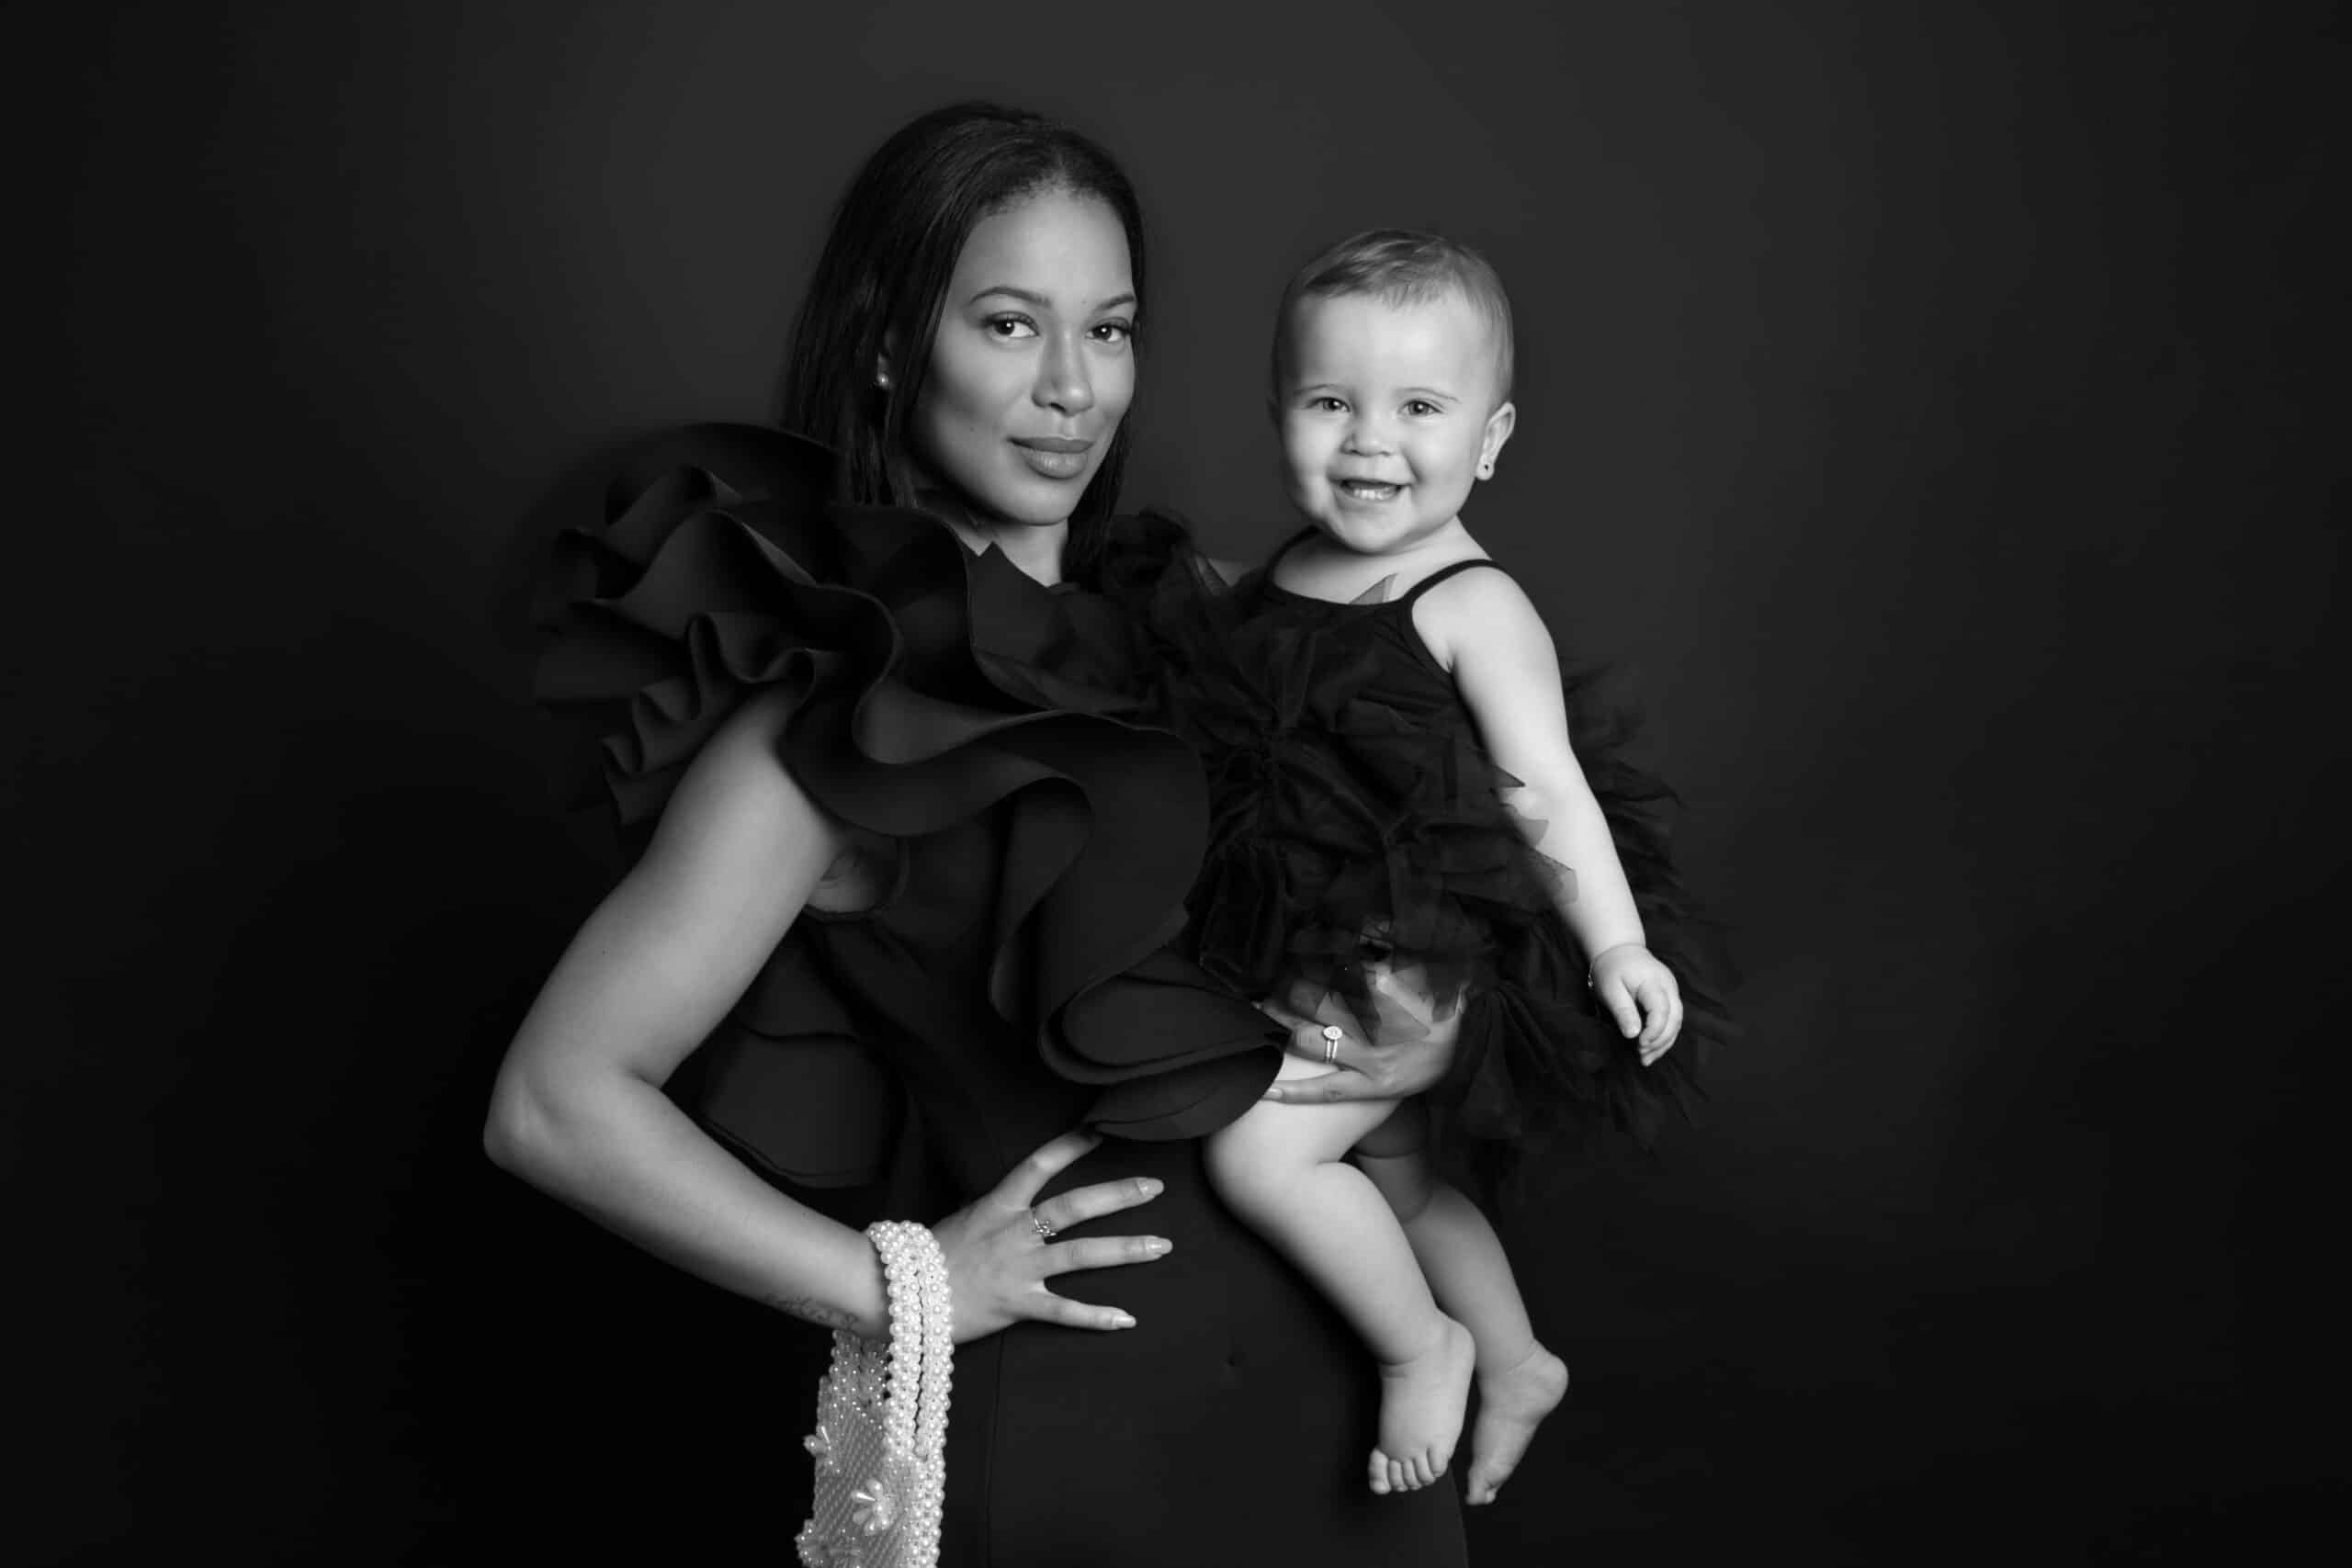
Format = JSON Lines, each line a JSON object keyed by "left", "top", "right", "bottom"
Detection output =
{"left": 929, "top": 1129, "right": 1168, "bottom": 1343}
{"left": 1254, "top": 963, "right": 1461, "bottom": 1103}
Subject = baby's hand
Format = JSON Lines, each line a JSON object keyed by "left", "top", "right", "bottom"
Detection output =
{"left": 1589, "top": 943, "right": 1683, "bottom": 1066}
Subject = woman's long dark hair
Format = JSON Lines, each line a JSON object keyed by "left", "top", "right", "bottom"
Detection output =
{"left": 777, "top": 102, "right": 1148, "bottom": 566}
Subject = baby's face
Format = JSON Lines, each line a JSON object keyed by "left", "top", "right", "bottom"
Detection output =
{"left": 1274, "top": 290, "right": 1513, "bottom": 557}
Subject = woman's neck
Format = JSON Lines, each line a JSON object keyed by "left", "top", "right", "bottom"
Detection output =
{"left": 917, "top": 485, "right": 1070, "bottom": 587}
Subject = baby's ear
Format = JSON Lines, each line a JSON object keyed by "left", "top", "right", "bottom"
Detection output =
{"left": 1483, "top": 400, "right": 1518, "bottom": 466}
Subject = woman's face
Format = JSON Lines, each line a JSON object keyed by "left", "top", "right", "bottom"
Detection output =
{"left": 907, "top": 186, "right": 1136, "bottom": 529}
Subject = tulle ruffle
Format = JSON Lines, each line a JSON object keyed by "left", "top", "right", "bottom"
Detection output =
{"left": 1147, "top": 568, "right": 1728, "bottom": 1174}
{"left": 534, "top": 423, "right": 1280, "bottom": 1175}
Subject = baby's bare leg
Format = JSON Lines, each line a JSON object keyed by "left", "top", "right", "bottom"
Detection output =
{"left": 1355, "top": 1113, "right": 1569, "bottom": 1505}
{"left": 1205, "top": 1062, "right": 1474, "bottom": 1495}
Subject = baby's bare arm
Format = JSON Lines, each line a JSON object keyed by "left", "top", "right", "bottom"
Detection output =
{"left": 1415, "top": 571, "right": 1685, "bottom": 1060}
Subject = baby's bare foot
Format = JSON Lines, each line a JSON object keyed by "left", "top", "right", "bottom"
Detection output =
{"left": 1366, "top": 1316, "right": 1476, "bottom": 1495}
{"left": 1463, "top": 1343, "right": 1570, "bottom": 1505}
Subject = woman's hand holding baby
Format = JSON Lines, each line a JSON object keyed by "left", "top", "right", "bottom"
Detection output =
{"left": 1255, "top": 964, "right": 1462, "bottom": 1104}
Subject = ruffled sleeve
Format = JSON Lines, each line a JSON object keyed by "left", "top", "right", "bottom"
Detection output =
{"left": 532, "top": 425, "right": 1279, "bottom": 1175}
{"left": 533, "top": 423, "right": 860, "bottom": 830}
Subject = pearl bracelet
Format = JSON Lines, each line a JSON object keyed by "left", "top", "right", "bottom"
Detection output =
{"left": 796, "top": 1220, "right": 953, "bottom": 1567}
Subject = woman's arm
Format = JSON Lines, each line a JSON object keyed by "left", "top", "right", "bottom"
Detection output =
{"left": 485, "top": 689, "right": 897, "bottom": 1332}
{"left": 487, "top": 691, "right": 1171, "bottom": 1339}
{"left": 1419, "top": 573, "right": 1684, "bottom": 1060}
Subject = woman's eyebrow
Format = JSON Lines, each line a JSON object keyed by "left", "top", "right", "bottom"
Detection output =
{"left": 967, "top": 286, "right": 1138, "bottom": 311}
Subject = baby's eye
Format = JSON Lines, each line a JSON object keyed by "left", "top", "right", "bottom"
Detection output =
{"left": 1404, "top": 399, "right": 1441, "bottom": 417}
{"left": 985, "top": 315, "right": 1039, "bottom": 340}
{"left": 1307, "top": 396, "right": 1348, "bottom": 413}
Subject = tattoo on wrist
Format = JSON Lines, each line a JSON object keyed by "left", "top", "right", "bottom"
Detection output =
{"left": 768, "top": 1293, "right": 862, "bottom": 1331}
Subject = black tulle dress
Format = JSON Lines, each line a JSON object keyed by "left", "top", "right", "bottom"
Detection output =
{"left": 1149, "top": 532, "right": 1724, "bottom": 1175}
{"left": 533, "top": 427, "right": 1467, "bottom": 1566}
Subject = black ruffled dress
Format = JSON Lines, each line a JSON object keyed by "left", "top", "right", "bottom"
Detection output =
{"left": 1153, "top": 533, "right": 1726, "bottom": 1174}
{"left": 533, "top": 427, "right": 1467, "bottom": 1566}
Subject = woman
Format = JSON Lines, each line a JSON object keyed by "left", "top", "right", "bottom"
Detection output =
{"left": 487, "top": 103, "right": 1469, "bottom": 1564}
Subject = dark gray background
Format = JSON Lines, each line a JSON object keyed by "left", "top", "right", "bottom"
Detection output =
{"left": 22, "top": 2, "right": 2340, "bottom": 1561}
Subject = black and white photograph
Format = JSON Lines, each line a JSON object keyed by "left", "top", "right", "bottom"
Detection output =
{"left": 21, "top": 3, "right": 2339, "bottom": 1562}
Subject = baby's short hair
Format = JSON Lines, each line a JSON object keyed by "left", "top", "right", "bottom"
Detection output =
{"left": 1272, "top": 229, "right": 1516, "bottom": 403}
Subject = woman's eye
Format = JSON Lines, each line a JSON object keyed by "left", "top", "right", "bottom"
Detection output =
{"left": 1091, "top": 320, "right": 1134, "bottom": 345}
{"left": 985, "top": 315, "right": 1039, "bottom": 340}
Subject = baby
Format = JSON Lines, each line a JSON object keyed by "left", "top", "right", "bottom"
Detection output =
{"left": 1185, "top": 231, "right": 1697, "bottom": 1501}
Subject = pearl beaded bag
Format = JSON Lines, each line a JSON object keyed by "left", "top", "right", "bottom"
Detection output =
{"left": 796, "top": 1221, "right": 954, "bottom": 1568}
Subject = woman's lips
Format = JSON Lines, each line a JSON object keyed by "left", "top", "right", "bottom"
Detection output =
{"left": 1012, "top": 436, "right": 1093, "bottom": 480}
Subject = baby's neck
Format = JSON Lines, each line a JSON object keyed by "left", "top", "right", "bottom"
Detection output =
{"left": 1281, "top": 519, "right": 1482, "bottom": 602}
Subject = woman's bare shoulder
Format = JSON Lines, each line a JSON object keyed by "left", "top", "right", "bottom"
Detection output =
{"left": 637, "top": 689, "right": 841, "bottom": 886}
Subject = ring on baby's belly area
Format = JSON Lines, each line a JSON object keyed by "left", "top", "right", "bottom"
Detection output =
{"left": 1321, "top": 1025, "right": 1342, "bottom": 1064}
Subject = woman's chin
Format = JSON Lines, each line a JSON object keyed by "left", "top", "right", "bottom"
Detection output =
{"left": 973, "top": 469, "right": 1100, "bottom": 529}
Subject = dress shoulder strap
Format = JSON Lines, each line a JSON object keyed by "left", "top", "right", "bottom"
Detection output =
{"left": 1397, "top": 557, "right": 1510, "bottom": 607}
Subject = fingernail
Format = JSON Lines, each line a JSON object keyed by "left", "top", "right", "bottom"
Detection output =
{"left": 1111, "top": 1312, "right": 1136, "bottom": 1328}
{"left": 1139, "top": 1178, "right": 1163, "bottom": 1196}
{"left": 1144, "top": 1237, "right": 1171, "bottom": 1255}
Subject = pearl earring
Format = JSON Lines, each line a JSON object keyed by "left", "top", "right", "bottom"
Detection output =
{"left": 876, "top": 371, "right": 891, "bottom": 389}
